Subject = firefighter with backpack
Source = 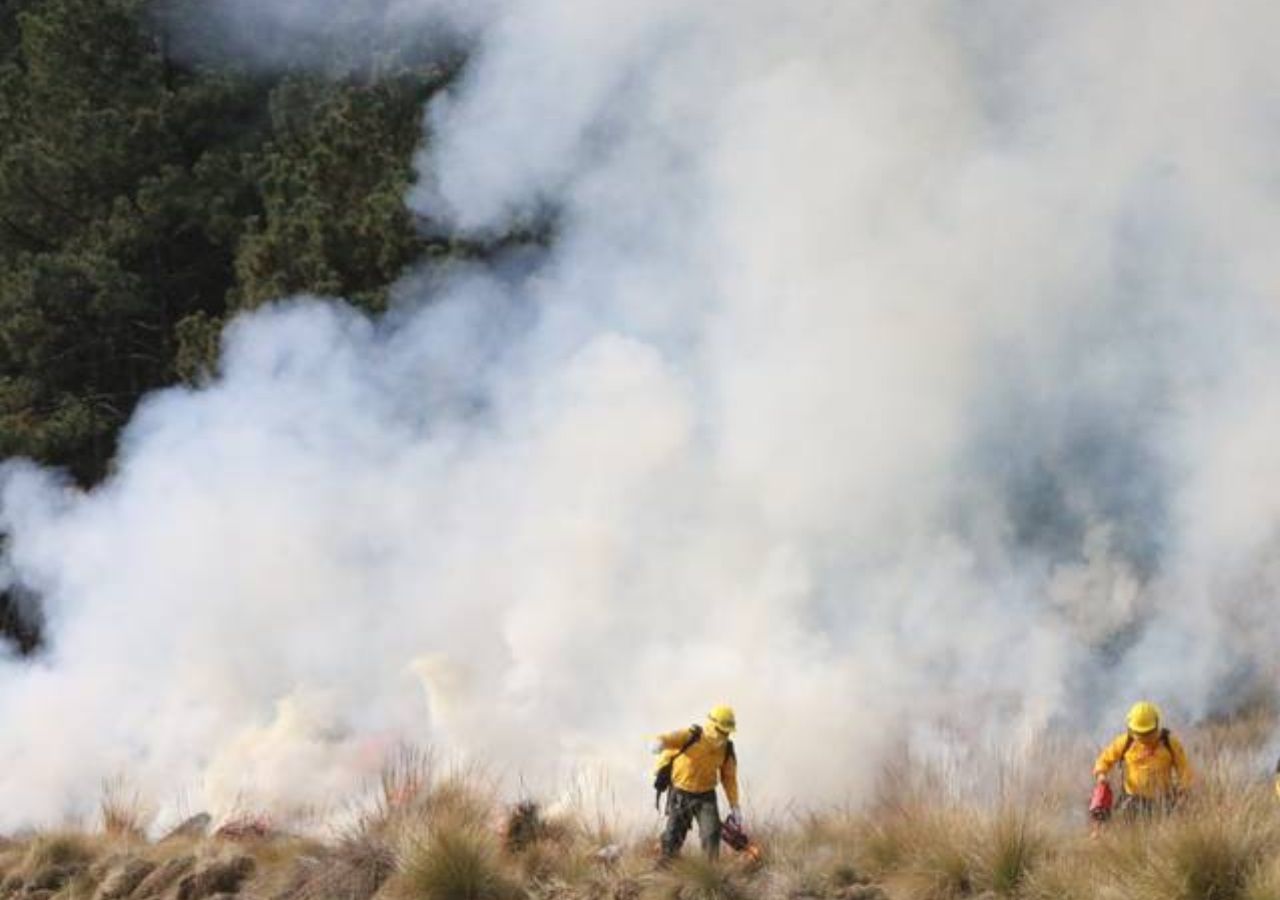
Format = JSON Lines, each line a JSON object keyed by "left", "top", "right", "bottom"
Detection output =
{"left": 1092, "top": 701, "right": 1194, "bottom": 820}
{"left": 650, "top": 705, "right": 742, "bottom": 860}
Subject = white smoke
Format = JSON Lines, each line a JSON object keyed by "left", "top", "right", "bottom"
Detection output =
{"left": 4, "top": 0, "right": 1280, "bottom": 829}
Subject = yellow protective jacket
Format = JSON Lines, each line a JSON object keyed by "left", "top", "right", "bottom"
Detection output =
{"left": 655, "top": 725, "right": 740, "bottom": 806}
{"left": 1094, "top": 730, "right": 1193, "bottom": 798}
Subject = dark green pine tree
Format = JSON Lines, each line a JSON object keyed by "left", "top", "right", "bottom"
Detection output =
{"left": 0, "top": 0, "right": 273, "bottom": 483}
{"left": 0, "top": 0, "right": 507, "bottom": 654}
{"left": 229, "top": 71, "right": 449, "bottom": 314}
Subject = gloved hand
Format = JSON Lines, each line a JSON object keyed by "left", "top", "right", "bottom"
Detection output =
{"left": 728, "top": 806, "right": 743, "bottom": 828}
{"left": 648, "top": 739, "right": 664, "bottom": 754}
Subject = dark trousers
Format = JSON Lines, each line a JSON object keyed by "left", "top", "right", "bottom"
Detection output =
{"left": 1118, "top": 792, "right": 1178, "bottom": 819}
{"left": 662, "top": 789, "right": 721, "bottom": 859}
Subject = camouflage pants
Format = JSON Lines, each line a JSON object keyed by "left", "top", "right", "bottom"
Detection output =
{"left": 662, "top": 789, "right": 721, "bottom": 859}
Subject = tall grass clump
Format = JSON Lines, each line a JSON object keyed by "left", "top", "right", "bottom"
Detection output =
{"left": 501, "top": 804, "right": 590, "bottom": 889}
{"left": 1243, "top": 856, "right": 1280, "bottom": 900}
{"left": 20, "top": 833, "right": 95, "bottom": 875}
{"left": 1019, "top": 847, "right": 1097, "bottom": 900}
{"left": 851, "top": 807, "right": 918, "bottom": 880}
{"left": 381, "top": 746, "right": 437, "bottom": 817}
{"left": 99, "top": 777, "right": 151, "bottom": 839}
{"left": 970, "top": 808, "right": 1048, "bottom": 895}
{"left": 657, "top": 857, "right": 751, "bottom": 900}
{"left": 294, "top": 749, "right": 499, "bottom": 900}
{"left": 845, "top": 795, "right": 1053, "bottom": 899}
{"left": 1099, "top": 788, "right": 1280, "bottom": 900}
{"left": 872, "top": 808, "right": 976, "bottom": 900}
{"left": 397, "top": 826, "right": 522, "bottom": 900}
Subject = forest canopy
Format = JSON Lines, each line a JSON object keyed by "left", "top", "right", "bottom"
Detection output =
{"left": 0, "top": 0, "right": 500, "bottom": 649}
{"left": 0, "top": 0, "right": 478, "bottom": 485}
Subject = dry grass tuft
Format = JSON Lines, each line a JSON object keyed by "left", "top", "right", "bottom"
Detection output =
{"left": 381, "top": 746, "right": 438, "bottom": 815}
{"left": 99, "top": 777, "right": 151, "bottom": 840}
{"left": 969, "top": 808, "right": 1047, "bottom": 895}
{"left": 421, "top": 775, "right": 498, "bottom": 833}
{"left": 655, "top": 857, "right": 751, "bottom": 900}
{"left": 499, "top": 800, "right": 588, "bottom": 890}
{"left": 857, "top": 806, "right": 976, "bottom": 899}
{"left": 1097, "top": 791, "right": 1280, "bottom": 900}
{"left": 1243, "top": 856, "right": 1280, "bottom": 900}
{"left": 1017, "top": 845, "right": 1095, "bottom": 900}
{"left": 0, "top": 843, "right": 25, "bottom": 881}
{"left": 504, "top": 802, "right": 551, "bottom": 855}
{"left": 840, "top": 801, "right": 1051, "bottom": 900}
{"left": 397, "top": 825, "right": 523, "bottom": 900}
{"left": 276, "top": 839, "right": 394, "bottom": 900}
{"left": 20, "top": 832, "right": 96, "bottom": 876}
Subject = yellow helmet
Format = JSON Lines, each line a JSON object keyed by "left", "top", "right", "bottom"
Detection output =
{"left": 708, "top": 704, "right": 737, "bottom": 734}
{"left": 1126, "top": 701, "right": 1161, "bottom": 734}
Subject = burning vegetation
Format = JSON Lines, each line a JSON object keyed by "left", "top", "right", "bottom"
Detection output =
{"left": 1, "top": 713, "right": 1279, "bottom": 900}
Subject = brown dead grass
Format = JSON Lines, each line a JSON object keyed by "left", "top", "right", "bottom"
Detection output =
{"left": 100, "top": 778, "right": 152, "bottom": 840}
{"left": 2, "top": 729, "right": 1280, "bottom": 900}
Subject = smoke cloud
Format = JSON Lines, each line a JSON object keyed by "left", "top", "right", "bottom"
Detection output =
{"left": 3, "top": 0, "right": 1280, "bottom": 829}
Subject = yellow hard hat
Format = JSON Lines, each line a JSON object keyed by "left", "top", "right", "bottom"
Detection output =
{"left": 1126, "top": 701, "right": 1161, "bottom": 734}
{"left": 708, "top": 704, "right": 737, "bottom": 734}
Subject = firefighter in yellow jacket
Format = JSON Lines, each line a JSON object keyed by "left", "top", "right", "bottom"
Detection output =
{"left": 650, "top": 705, "right": 741, "bottom": 859}
{"left": 1094, "top": 701, "right": 1193, "bottom": 817}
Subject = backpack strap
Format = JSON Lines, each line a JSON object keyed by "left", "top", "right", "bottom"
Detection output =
{"left": 726, "top": 739, "right": 736, "bottom": 762}
{"left": 653, "top": 725, "right": 703, "bottom": 810}
{"left": 1118, "top": 729, "right": 1176, "bottom": 794}
{"left": 1121, "top": 729, "right": 1173, "bottom": 757}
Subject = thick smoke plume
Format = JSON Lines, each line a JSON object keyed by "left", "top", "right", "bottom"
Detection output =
{"left": 4, "top": 1, "right": 1280, "bottom": 829}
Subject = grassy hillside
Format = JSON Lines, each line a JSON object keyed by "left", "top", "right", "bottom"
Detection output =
{"left": 2, "top": 717, "right": 1278, "bottom": 900}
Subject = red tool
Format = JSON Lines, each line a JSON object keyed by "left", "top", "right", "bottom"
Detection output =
{"left": 1089, "top": 781, "right": 1114, "bottom": 821}
{"left": 721, "top": 817, "right": 762, "bottom": 861}
{"left": 722, "top": 816, "right": 750, "bottom": 851}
